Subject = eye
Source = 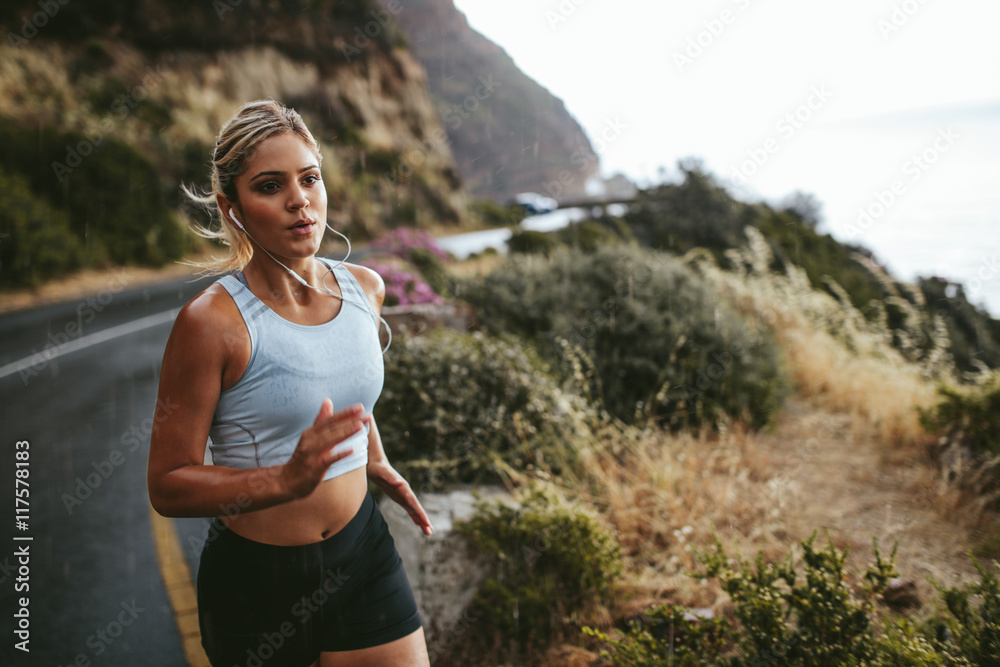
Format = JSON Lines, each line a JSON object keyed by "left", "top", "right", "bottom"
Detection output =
{"left": 258, "top": 181, "right": 280, "bottom": 193}
{"left": 303, "top": 173, "right": 321, "bottom": 185}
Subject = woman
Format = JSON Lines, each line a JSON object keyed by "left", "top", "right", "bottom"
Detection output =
{"left": 147, "top": 100, "right": 433, "bottom": 667}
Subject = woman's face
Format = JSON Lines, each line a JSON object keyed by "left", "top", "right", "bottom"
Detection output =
{"left": 231, "top": 132, "right": 328, "bottom": 261}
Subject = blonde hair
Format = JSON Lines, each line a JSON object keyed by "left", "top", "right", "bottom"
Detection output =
{"left": 183, "top": 99, "right": 323, "bottom": 274}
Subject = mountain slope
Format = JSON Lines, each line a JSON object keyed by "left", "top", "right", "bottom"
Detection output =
{"left": 384, "top": 0, "right": 600, "bottom": 202}
{"left": 0, "top": 0, "right": 469, "bottom": 285}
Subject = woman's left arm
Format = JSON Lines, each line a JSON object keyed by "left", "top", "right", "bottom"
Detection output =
{"left": 348, "top": 262, "right": 433, "bottom": 536}
{"left": 366, "top": 417, "right": 433, "bottom": 536}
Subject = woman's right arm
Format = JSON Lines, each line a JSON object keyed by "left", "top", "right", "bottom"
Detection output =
{"left": 146, "top": 287, "right": 366, "bottom": 518}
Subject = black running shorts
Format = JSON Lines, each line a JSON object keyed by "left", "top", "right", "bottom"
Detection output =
{"left": 196, "top": 491, "right": 422, "bottom": 667}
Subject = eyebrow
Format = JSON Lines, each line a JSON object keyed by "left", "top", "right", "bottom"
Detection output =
{"left": 249, "top": 165, "right": 320, "bottom": 182}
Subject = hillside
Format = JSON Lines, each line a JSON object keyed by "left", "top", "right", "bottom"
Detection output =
{"left": 383, "top": 0, "right": 600, "bottom": 202}
{"left": 0, "top": 0, "right": 470, "bottom": 287}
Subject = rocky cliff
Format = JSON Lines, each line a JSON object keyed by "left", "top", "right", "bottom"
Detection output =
{"left": 382, "top": 0, "right": 600, "bottom": 202}
{"left": 0, "top": 0, "right": 467, "bottom": 264}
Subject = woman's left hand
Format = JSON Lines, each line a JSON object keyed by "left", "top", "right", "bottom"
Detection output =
{"left": 368, "top": 461, "right": 433, "bottom": 536}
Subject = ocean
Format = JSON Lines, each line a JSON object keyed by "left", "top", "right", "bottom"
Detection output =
{"left": 719, "top": 99, "right": 1000, "bottom": 318}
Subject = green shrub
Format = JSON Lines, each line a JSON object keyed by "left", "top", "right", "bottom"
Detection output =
{"left": 0, "top": 168, "right": 85, "bottom": 287}
{"left": 406, "top": 247, "right": 456, "bottom": 299}
{"left": 456, "top": 485, "right": 623, "bottom": 654}
{"left": 586, "top": 533, "right": 1000, "bottom": 666}
{"left": 930, "top": 558, "right": 1000, "bottom": 663}
{"left": 0, "top": 119, "right": 191, "bottom": 274}
{"left": 583, "top": 604, "right": 730, "bottom": 666}
{"left": 919, "top": 373, "right": 1000, "bottom": 456}
{"left": 374, "top": 329, "right": 593, "bottom": 488}
{"left": 470, "top": 198, "right": 525, "bottom": 227}
{"left": 755, "top": 208, "right": 888, "bottom": 315}
{"left": 587, "top": 534, "right": 900, "bottom": 666}
{"left": 625, "top": 161, "right": 749, "bottom": 260}
{"left": 920, "top": 277, "right": 1000, "bottom": 375}
{"left": 507, "top": 229, "right": 557, "bottom": 256}
{"left": 463, "top": 245, "right": 788, "bottom": 429}
{"left": 551, "top": 218, "right": 630, "bottom": 252}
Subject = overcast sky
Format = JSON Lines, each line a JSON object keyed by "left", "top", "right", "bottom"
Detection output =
{"left": 450, "top": 0, "right": 1000, "bottom": 315}
{"left": 452, "top": 0, "right": 1000, "bottom": 183}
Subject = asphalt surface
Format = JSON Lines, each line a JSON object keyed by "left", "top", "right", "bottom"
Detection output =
{"left": 0, "top": 222, "right": 562, "bottom": 665}
{"left": 0, "top": 273, "right": 217, "bottom": 666}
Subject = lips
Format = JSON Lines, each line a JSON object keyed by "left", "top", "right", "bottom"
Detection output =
{"left": 289, "top": 219, "right": 316, "bottom": 236}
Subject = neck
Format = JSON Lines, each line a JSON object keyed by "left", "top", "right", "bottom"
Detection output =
{"left": 244, "top": 252, "right": 323, "bottom": 302}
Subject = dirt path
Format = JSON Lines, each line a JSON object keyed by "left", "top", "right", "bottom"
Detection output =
{"left": 754, "top": 397, "right": 984, "bottom": 595}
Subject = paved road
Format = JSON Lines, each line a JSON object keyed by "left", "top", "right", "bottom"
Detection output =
{"left": 0, "top": 274, "right": 217, "bottom": 666}
{"left": 0, "top": 220, "right": 571, "bottom": 664}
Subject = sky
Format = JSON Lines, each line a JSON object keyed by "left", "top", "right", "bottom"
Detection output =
{"left": 451, "top": 0, "right": 1000, "bottom": 315}
{"left": 451, "top": 0, "right": 1000, "bottom": 180}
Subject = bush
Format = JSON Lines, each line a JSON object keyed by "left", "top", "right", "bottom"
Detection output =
{"left": 625, "top": 161, "right": 749, "bottom": 260}
{"left": 587, "top": 533, "right": 900, "bottom": 666}
{"left": 931, "top": 557, "right": 1000, "bottom": 664}
{"left": 551, "top": 218, "right": 630, "bottom": 253}
{"left": 755, "top": 208, "right": 890, "bottom": 320}
{"left": 0, "top": 168, "right": 85, "bottom": 287}
{"left": 920, "top": 277, "right": 1000, "bottom": 375}
{"left": 0, "top": 119, "right": 191, "bottom": 273}
{"left": 583, "top": 604, "right": 730, "bottom": 666}
{"left": 507, "top": 229, "right": 557, "bottom": 256}
{"left": 586, "top": 533, "right": 1000, "bottom": 666}
{"left": 508, "top": 220, "right": 627, "bottom": 257}
{"left": 463, "top": 246, "right": 788, "bottom": 429}
{"left": 919, "top": 372, "right": 1000, "bottom": 456}
{"left": 361, "top": 256, "right": 442, "bottom": 307}
{"left": 470, "top": 198, "right": 525, "bottom": 227}
{"left": 374, "top": 329, "right": 593, "bottom": 488}
{"left": 456, "top": 485, "right": 623, "bottom": 655}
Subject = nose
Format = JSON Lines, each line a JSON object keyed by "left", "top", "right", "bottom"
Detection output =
{"left": 287, "top": 182, "right": 309, "bottom": 210}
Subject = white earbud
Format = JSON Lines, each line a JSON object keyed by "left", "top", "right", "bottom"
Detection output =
{"left": 228, "top": 209, "right": 245, "bottom": 231}
{"left": 224, "top": 208, "right": 391, "bottom": 353}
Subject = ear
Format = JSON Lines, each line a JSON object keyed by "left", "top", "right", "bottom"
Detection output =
{"left": 217, "top": 195, "right": 244, "bottom": 231}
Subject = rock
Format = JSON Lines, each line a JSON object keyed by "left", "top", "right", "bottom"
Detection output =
{"left": 683, "top": 607, "right": 715, "bottom": 622}
{"left": 379, "top": 487, "right": 507, "bottom": 656}
{"left": 883, "top": 578, "right": 921, "bottom": 610}
{"left": 543, "top": 644, "right": 601, "bottom": 667}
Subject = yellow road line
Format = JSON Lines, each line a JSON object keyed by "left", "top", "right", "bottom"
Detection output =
{"left": 149, "top": 503, "right": 211, "bottom": 667}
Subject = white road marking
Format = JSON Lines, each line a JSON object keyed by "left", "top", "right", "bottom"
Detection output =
{"left": 0, "top": 309, "right": 179, "bottom": 381}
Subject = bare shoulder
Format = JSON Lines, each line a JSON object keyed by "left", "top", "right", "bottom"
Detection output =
{"left": 345, "top": 262, "right": 385, "bottom": 312}
{"left": 167, "top": 280, "right": 245, "bottom": 358}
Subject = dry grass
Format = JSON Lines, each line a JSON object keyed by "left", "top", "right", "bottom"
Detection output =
{"left": 530, "top": 230, "right": 984, "bottom": 662}
{"left": 685, "top": 227, "right": 943, "bottom": 449}
{"left": 541, "top": 396, "right": 983, "bottom": 651}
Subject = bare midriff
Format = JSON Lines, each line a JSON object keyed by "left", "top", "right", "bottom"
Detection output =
{"left": 221, "top": 467, "right": 368, "bottom": 546}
